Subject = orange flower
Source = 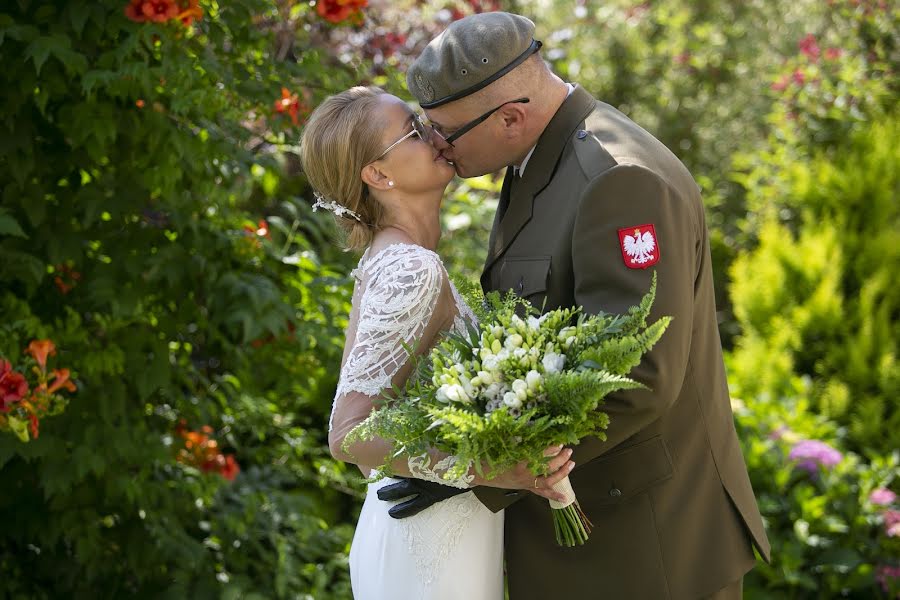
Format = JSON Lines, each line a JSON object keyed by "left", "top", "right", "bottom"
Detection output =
{"left": 0, "top": 363, "right": 28, "bottom": 412}
{"left": 47, "top": 369, "right": 77, "bottom": 394}
{"left": 29, "top": 414, "right": 39, "bottom": 439}
{"left": 177, "top": 0, "right": 203, "bottom": 25}
{"left": 274, "top": 88, "right": 301, "bottom": 125}
{"left": 26, "top": 340, "right": 57, "bottom": 371}
{"left": 220, "top": 455, "right": 240, "bottom": 481}
{"left": 316, "top": 0, "right": 368, "bottom": 24}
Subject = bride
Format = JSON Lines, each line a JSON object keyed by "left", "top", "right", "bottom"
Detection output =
{"left": 299, "top": 87, "right": 575, "bottom": 600}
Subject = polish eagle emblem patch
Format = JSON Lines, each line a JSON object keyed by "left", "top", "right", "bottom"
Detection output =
{"left": 618, "top": 224, "right": 659, "bottom": 268}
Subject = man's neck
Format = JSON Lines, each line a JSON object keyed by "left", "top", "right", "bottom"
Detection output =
{"left": 513, "top": 80, "right": 574, "bottom": 172}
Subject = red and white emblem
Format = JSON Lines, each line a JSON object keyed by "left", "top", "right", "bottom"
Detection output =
{"left": 618, "top": 224, "right": 659, "bottom": 269}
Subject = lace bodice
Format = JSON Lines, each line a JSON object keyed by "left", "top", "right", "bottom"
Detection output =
{"left": 330, "top": 243, "right": 475, "bottom": 437}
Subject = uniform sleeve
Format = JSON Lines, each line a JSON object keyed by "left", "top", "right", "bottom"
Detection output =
{"left": 568, "top": 163, "right": 699, "bottom": 464}
{"left": 328, "top": 246, "right": 444, "bottom": 458}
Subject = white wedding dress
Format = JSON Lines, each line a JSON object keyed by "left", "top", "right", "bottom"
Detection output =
{"left": 329, "top": 243, "right": 504, "bottom": 600}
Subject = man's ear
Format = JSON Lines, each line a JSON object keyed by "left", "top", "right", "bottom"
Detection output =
{"left": 361, "top": 163, "right": 393, "bottom": 191}
{"left": 499, "top": 104, "right": 527, "bottom": 139}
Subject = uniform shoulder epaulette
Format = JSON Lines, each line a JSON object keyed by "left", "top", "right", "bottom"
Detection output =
{"left": 572, "top": 111, "right": 618, "bottom": 180}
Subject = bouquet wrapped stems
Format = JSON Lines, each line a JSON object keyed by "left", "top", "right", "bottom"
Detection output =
{"left": 550, "top": 476, "right": 593, "bottom": 547}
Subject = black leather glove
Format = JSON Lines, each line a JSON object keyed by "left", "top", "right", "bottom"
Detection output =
{"left": 376, "top": 477, "right": 469, "bottom": 519}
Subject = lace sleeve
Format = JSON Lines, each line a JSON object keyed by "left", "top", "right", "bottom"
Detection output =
{"left": 330, "top": 245, "right": 444, "bottom": 431}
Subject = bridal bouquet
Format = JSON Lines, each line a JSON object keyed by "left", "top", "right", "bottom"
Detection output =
{"left": 345, "top": 274, "right": 670, "bottom": 547}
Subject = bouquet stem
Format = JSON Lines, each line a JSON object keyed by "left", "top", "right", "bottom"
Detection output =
{"left": 549, "top": 476, "right": 593, "bottom": 547}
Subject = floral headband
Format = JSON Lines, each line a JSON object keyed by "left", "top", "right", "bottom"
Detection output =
{"left": 312, "top": 191, "right": 363, "bottom": 222}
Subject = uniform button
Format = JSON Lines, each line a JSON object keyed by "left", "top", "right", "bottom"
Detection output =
{"left": 576, "top": 129, "right": 588, "bottom": 139}
{"left": 609, "top": 487, "right": 622, "bottom": 498}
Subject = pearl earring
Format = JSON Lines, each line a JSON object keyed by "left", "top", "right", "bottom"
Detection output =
{"left": 388, "top": 181, "right": 394, "bottom": 187}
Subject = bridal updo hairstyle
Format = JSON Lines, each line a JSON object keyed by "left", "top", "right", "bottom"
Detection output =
{"left": 300, "top": 86, "right": 389, "bottom": 252}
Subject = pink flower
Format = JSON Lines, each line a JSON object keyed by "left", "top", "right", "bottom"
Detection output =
{"left": 871, "top": 488, "right": 898, "bottom": 506}
{"left": 771, "top": 75, "right": 790, "bottom": 92}
{"left": 788, "top": 439, "right": 842, "bottom": 473}
{"left": 876, "top": 564, "right": 900, "bottom": 595}
{"left": 799, "top": 34, "right": 820, "bottom": 61}
{"left": 792, "top": 69, "right": 806, "bottom": 86}
{"left": 825, "top": 48, "right": 843, "bottom": 61}
{"left": 885, "top": 510, "right": 900, "bottom": 538}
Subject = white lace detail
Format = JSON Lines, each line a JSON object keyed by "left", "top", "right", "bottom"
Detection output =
{"left": 329, "top": 244, "right": 444, "bottom": 431}
{"left": 400, "top": 492, "right": 479, "bottom": 588}
{"left": 407, "top": 453, "right": 475, "bottom": 489}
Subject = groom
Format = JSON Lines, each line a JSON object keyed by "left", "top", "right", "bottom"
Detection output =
{"left": 379, "top": 11, "right": 770, "bottom": 599}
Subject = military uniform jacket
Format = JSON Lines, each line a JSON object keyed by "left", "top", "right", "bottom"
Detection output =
{"left": 472, "top": 86, "right": 771, "bottom": 599}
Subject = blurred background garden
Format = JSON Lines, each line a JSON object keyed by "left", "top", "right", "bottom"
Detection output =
{"left": 0, "top": 0, "right": 897, "bottom": 597}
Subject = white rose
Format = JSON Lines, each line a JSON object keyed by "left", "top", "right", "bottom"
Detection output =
{"left": 526, "top": 370, "right": 542, "bottom": 390}
{"left": 503, "top": 392, "right": 522, "bottom": 409}
{"left": 542, "top": 352, "right": 566, "bottom": 374}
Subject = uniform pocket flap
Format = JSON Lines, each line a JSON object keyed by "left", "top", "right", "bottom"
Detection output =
{"left": 498, "top": 256, "right": 551, "bottom": 298}
{"left": 571, "top": 436, "right": 674, "bottom": 506}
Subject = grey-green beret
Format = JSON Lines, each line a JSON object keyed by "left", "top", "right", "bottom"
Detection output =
{"left": 407, "top": 12, "right": 542, "bottom": 109}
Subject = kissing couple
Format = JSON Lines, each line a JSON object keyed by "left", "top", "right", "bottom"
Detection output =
{"left": 300, "top": 11, "right": 770, "bottom": 600}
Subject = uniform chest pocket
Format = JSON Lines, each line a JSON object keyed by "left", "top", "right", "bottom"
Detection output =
{"left": 498, "top": 256, "right": 551, "bottom": 300}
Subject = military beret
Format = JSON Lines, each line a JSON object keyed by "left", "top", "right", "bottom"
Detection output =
{"left": 407, "top": 12, "right": 542, "bottom": 109}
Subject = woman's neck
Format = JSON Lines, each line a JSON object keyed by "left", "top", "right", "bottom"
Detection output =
{"left": 379, "top": 198, "right": 442, "bottom": 251}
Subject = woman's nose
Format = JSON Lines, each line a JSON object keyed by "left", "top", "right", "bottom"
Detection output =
{"left": 429, "top": 128, "right": 451, "bottom": 150}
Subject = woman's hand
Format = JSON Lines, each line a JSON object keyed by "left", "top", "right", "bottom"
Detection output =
{"left": 474, "top": 445, "right": 575, "bottom": 503}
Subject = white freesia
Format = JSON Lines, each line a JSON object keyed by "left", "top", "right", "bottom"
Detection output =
{"left": 459, "top": 374, "right": 476, "bottom": 399}
{"left": 482, "top": 355, "right": 500, "bottom": 371}
{"left": 511, "top": 314, "right": 525, "bottom": 329}
{"left": 512, "top": 379, "right": 528, "bottom": 400}
{"left": 436, "top": 385, "right": 450, "bottom": 403}
{"left": 444, "top": 384, "right": 470, "bottom": 404}
{"left": 491, "top": 325, "right": 504, "bottom": 338}
{"left": 477, "top": 370, "right": 494, "bottom": 385}
{"left": 542, "top": 352, "right": 566, "bottom": 374}
{"left": 526, "top": 370, "right": 542, "bottom": 390}
{"left": 513, "top": 348, "right": 527, "bottom": 360}
{"left": 558, "top": 326, "right": 577, "bottom": 341}
{"left": 496, "top": 348, "right": 511, "bottom": 362}
{"left": 503, "top": 391, "right": 522, "bottom": 409}
{"left": 504, "top": 334, "right": 523, "bottom": 350}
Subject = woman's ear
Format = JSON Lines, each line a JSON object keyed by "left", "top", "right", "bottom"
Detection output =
{"left": 361, "top": 163, "right": 394, "bottom": 191}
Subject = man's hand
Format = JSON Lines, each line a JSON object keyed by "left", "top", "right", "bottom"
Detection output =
{"left": 376, "top": 478, "right": 468, "bottom": 519}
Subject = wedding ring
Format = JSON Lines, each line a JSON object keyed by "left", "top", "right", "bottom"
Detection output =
{"left": 533, "top": 477, "right": 540, "bottom": 489}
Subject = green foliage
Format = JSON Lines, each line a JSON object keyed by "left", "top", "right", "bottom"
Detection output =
{"left": 729, "top": 115, "right": 900, "bottom": 457}
{"left": 0, "top": 0, "right": 365, "bottom": 596}
{"left": 734, "top": 389, "right": 899, "bottom": 599}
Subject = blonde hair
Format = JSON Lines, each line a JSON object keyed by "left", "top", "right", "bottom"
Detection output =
{"left": 300, "top": 86, "right": 388, "bottom": 251}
